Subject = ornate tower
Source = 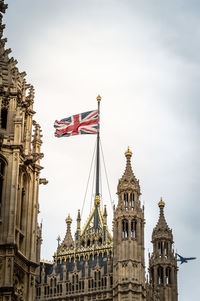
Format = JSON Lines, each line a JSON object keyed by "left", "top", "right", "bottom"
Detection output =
{"left": 113, "top": 147, "right": 145, "bottom": 301}
{"left": 0, "top": 1, "right": 45, "bottom": 300}
{"left": 147, "top": 198, "right": 178, "bottom": 301}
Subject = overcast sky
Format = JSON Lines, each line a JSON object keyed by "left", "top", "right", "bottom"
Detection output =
{"left": 4, "top": 0, "right": 200, "bottom": 300}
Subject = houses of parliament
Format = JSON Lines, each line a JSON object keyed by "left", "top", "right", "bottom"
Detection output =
{"left": 0, "top": 1, "right": 178, "bottom": 300}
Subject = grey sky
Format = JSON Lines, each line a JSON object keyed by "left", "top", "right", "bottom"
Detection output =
{"left": 4, "top": 1, "right": 200, "bottom": 300}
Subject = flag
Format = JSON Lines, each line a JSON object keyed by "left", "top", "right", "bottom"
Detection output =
{"left": 54, "top": 110, "right": 99, "bottom": 137}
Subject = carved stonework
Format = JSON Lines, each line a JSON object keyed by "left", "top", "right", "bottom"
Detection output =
{"left": 0, "top": 2, "right": 44, "bottom": 301}
{"left": 13, "top": 265, "right": 25, "bottom": 301}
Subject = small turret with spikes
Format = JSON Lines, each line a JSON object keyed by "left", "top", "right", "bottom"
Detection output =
{"left": 58, "top": 214, "right": 74, "bottom": 252}
{"left": 152, "top": 197, "right": 173, "bottom": 241}
{"left": 117, "top": 146, "right": 140, "bottom": 197}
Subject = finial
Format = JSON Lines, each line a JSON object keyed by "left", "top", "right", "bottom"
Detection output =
{"left": 96, "top": 95, "right": 101, "bottom": 102}
{"left": 125, "top": 146, "right": 132, "bottom": 157}
{"left": 103, "top": 205, "right": 107, "bottom": 217}
{"left": 158, "top": 197, "right": 165, "bottom": 208}
{"left": 94, "top": 195, "right": 100, "bottom": 205}
{"left": 77, "top": 209, "right": 81, "bottom": 221}
{"left": 66, "top": 213, "right": 72, "bottom": 224}
{"left": 57, "top": 234, "right": 61, "bottom": 247}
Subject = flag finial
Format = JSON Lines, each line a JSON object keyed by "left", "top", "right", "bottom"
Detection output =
{"left": 96, "top": 95, "right": 101, "bottom": 102}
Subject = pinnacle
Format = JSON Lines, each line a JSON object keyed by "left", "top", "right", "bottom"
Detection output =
{"left": 117, "top": 147, "right": 140, "bottom": 195}
{"left": 0, "top": 1, "right": 7, "bottom": 39}
{"left": 122, "top": 147, "right": 134, "bottom": 180}
{"left": 0, "top": 1, "right": 8, "bottom": 15}
{"left": 59, "top": 214, "right": 74, "bottom": 251}
{"left": 77, "top": 209, "right": 81, "bottom": 221}
{"left": 152, "top": 199, "right": 173, "bottom": 240}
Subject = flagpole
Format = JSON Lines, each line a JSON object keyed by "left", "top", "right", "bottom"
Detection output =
{"left": 95, "top": 95, "right": 101, "bottom": 198}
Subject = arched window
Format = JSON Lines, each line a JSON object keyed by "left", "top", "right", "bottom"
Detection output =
{"left": 158, "top": 241, "right": 163, "bottom": 256}
{"left": 166, "top": 267, "right": 171, "bottom": 284}
{"left": 19, "top": 174, "right": 28, "bottom": 232}
{"left": 130, "top": 193, "right": 134, "bottom": 209}
{"left": 124, "top": 193, "right": 128, "bottom": 210}
{"left": 150, "top": 267, "right": 154, "bottom": 284}
{"left": 157, "top": 266, "right": 164, "bottom": 285}
{"left": 110, "top": 275, "right": 113, "bottom": 287}
{"left": 0, "top": 160, "right": 5, "bottom": 217}
{"left": 122, "top": 219, "right": 128, "bottom": 238}
{"left": 131, "top": 220, "right": 137, "bottom": 239}
{"left": 164, "top": 241, "right": 168, "bottom": 257}
{"left": 1, "top": 107, "right": 8, "bottom": 129}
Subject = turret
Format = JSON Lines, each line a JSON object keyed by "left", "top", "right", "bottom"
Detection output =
{"left": 113, "top": 147, "right": 145, "bottom": 300}
{"left": 148, "top": 198, "right": 178, "bottom": 301}
{"left": 58, "top": 214, "right": 74, "bottom": 252}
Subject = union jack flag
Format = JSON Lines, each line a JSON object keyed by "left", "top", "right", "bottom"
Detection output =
{"left": 54, "top": 110, "right": 99, "bottom": 137}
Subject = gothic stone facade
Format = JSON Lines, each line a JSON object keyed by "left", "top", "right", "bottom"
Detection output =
{"left": 0, "top": 1, "right": 46, "bottom": 300}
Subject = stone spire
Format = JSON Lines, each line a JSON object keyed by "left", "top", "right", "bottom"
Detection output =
{"left": 117, "top": 147, "right": 140, "bottom": 195}
{"left": 103, "top": 204, "right": 107, "bottom": 224}
{"left": 59, "top": 214, "right": 74, "bottom": 251}
{"left": 152, "top": 197, "right": 173, "bottom": 241}
{"left": 76, "top": 209, "right": 81, "bottom": 230}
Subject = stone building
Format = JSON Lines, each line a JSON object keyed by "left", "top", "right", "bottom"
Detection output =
{"left": 0, "top": 1, "right": 46, "bottom": 300}
{"left": 35, "top": 148, "right": 178, "bottom": 301}
{"left": 0, "top": 1, "right": 178, "bottom": 300}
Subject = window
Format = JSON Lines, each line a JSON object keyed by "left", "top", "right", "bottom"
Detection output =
{"left": 124, "top": 193, "right": 128, "bottom": 209}
{"left": 110, "top": 276, "right": 113, "bottom": 287}
{"left": 122, "top": 219, "right": 128, "bottom": 238}
{"left": 131, "top": 220, "right": 137, "bottom": 239}
{"left": 150, "top": 267, "right": 154, "bottom": 283}
{"left": 1, "top": 107, "right": 8, "bottom": 129}
{"left": 166, "top": 267, "right": 171, "bottom": 284}
{"left": 157, "top": 266, "right": 164, "bottom": 285}
{"left": 158, "top": 241, "right": 163, "bottom": 256}
{"left": 164, "top": 242, "right": 168, "bottom": 257}
{"left": 130, "top": 193, "right": 134, "bottom": 209}
{"left": 0, "top": 160, "right": 5, "bottom": 217}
